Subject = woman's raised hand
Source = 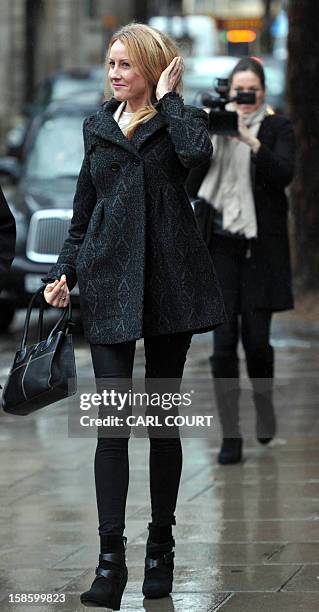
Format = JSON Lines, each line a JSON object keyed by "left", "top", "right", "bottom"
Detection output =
{"left": 43, "top": 274, "right": 70, "bottom": 308}
{"left": 235, "top": 112, "right": 261, "bottom": 153}
{"left": 156, "top": 56, "right": 184, "bottom": 101}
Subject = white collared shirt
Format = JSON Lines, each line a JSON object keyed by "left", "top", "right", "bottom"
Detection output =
{"left": 113, "top": 102, "right": 134, "bottom": 135}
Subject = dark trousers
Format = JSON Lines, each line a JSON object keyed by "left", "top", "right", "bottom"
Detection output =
{"left": 209, "top": 234, "right": 274, "bottom": 437}
{"left": 90, "top": 332, "right": 192, "bottom": 536}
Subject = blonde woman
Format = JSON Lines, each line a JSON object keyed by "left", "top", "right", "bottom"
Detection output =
{"left": 43, "top": 23, "right": 225, "bottom": 609}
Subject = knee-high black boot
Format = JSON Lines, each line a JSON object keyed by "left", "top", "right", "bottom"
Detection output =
{"left": 246, "top": 346, "right": 276, "bottom": 444}
{"left": 210, "top": 354, "right": 242, "bottom": 464}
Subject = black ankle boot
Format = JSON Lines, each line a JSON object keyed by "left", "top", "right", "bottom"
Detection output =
{"left": 218, "top": 437, "right": 243, "bottom": 465}
{"left": 80, "top": 536, "right": 127, "bottom": 610}
{"left": 142, "top": 531, "right": 175, "bottom": 599}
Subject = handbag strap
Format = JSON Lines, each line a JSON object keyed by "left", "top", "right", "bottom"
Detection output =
{"left": 46, "top": 300, "right": 72, "bottom": 342}
{"left": 20, "top": 286, "right": 73, "bottom": 350}
{"left": 38, "top": 292, "right": 44, "bottom": 343}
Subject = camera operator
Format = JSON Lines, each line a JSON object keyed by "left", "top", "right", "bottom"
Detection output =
{"left": 187, "top": 57, "right": 295, "bottom": 464}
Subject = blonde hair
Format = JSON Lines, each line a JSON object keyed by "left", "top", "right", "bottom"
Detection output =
{"left": 105, "top": 22, "right": 182, "bottom": 139}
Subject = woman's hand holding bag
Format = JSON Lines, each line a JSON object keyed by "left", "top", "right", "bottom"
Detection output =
{"left": 1, "top": 284, "right": 76, "bottom": 416}
{"left": 44, "top": 274, "right": 70, "bottom": 308}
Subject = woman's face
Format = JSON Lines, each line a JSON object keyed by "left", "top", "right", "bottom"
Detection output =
{"left": 229, "top": 69, "right": 265, "bottom": 114}
{"left": 108, "top": 40, "right": 151, "bottom": 110}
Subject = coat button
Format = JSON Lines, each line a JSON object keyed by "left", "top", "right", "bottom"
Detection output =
{"left": 110, "top": 162, "right": 120, "bottom": 172}
{"left": 133, "top": 159, "right": 141, "bottom": 166}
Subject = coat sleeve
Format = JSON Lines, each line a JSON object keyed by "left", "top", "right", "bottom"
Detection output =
{"left": 41, "top": 119, "right": 97, "bottom": 291}
{"left": 0, "top": 186, "right": 16, "bottom": 293}
{"left": 252, "top": 117, "right": 295, "bottom": 190}
{"left": 158, "top": 92, "right": 213, "bottom": 168}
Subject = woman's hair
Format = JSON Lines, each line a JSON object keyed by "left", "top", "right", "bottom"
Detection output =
{"left": 105, "top": 22, "right": 181, "bottom": 139}
{"left": 229, "top": 57, "right": 266, "bottom": 90}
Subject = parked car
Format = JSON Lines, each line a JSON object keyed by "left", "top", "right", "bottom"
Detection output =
{"left": 6, "top": 66, "right": 105, "bottom": 158}
{"left": 0, "top": 94, "right": 100, "bottom": 331}
{"left": 25, "top": 67, "right": 105, "bottom": 117}
{"left": 183, "top": 55, "right": 287, "bottom": 113}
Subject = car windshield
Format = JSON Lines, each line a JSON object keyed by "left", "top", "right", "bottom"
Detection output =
{"left": 51, "top": 77, "right": 104, "bottom": 101}
{"left": 24, "top": 115, "right": 85, "bottom": 179}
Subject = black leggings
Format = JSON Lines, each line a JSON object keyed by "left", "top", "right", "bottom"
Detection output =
{"left": 210, "top": 233, "right": 274, "bottom": 377}
{"left": 90, "top": 332, "right": 192, "bottom": 536}
{"left": 209, "top": 233, "right": 274, "bottom": 437}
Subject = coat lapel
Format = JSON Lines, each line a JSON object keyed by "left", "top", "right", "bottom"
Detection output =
{"left": 86, "top": 98, "right": 136, "bottom": 156}
{"left": 130, "top": 111, "right": 167, "bottom": 150}
{"left": 86, "top": 97, "right": 168, "bottom": 155}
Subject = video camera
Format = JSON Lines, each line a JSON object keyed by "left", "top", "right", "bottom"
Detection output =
{"left": 202, "top": 78, "right": 256, "bottom": 136}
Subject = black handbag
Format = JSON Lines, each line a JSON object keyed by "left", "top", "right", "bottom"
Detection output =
{"left": 1, "top": 286, "right": 77, "bottom": 416}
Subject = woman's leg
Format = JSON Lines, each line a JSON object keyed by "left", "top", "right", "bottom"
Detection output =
{"left": 212, "top": 313, "right": 241, "bottom": 438}
{"left": 241, "top": 309, "right": 273, "bottom": 376}
{"left": 142, "top": 332, "right": 192, "bottom": 598}
{"left": 144, "top": 332, "right": 192, "bottom": 528}
{"left": 241, "top": 309, "right": 276, "bottom": 441}
{"left": 209, "top": 235, "right": 242, "bottom": 439}
{"left": 90, "top": 341, "right": 136, "bottom": 537}
{"left": 80, "top": 342, "right": 135, "bottom": 608}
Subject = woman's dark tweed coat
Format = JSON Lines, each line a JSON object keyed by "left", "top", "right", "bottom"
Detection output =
{"left": 187, "top": 114, "right": 295, "bottom": 312}
{"left": 44, "top": 93, "right": 226, "bottom": 344}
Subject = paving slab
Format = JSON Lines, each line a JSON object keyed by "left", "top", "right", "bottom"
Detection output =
{"left": 282, "top": 564, "right": 319, "bottom": 591}
{"left": 0, "top": 569, "right": 78, "bottom": 603}
{"left": 267, "top": 543, "right": 319, "bottom": 564}
{"left": 218, "top": 592, "right": 319, "bottom": 611}
{"left": 0, "top": 592, "right": 230, "bottom": 612}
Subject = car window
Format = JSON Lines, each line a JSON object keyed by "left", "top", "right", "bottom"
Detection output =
{"left": 51, "top": 78, "right": 103, "bottom": 101}
{"left": 24, "top": 115, "right": 85, "bottom": 179}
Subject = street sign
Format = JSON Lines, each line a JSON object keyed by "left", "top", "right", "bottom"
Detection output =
{"left": 216, "top": 18, "right": 263, "bottom": 31}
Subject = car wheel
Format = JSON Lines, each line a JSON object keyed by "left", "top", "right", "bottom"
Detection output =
{"left": 0, "top": 304, "right": 16, "bottom": 332}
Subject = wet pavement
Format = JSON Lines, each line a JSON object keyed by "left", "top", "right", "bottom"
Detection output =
{"left": 0, "top": 309, "right": 319, "bottom": 611}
